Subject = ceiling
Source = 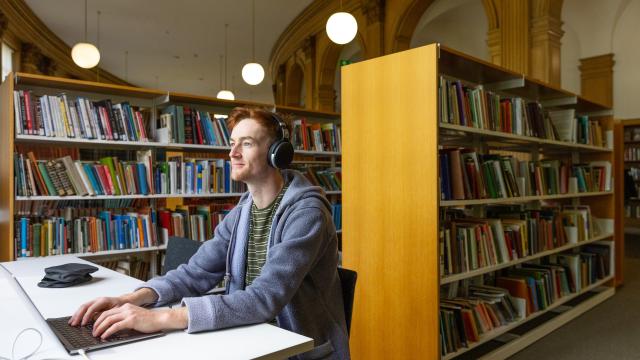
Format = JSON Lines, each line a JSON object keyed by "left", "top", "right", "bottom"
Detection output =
{"left": 25, "top": 0, "right": 313, "bottom": 104}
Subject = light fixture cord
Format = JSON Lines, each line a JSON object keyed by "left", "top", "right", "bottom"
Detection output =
{"left": 97, "top": 10, "right": 100, "bottom": 82}
{"left": 252, "top": 0, "right": 255, "bottom": 62}
{"left": 219, "top": 54, "right": 223, "bottom": 89}
{"left": 224, "top": 23, "right": 229, "bottom": 88}
{"left": 84, "top": 0, "right": 88, "bottom": 42}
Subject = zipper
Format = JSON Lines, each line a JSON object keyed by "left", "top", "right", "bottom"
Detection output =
{"left": 224, "top": 211, "right": 241, "bottom": 294}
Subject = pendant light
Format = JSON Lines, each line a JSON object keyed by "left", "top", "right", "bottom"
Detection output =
{"left": 326, "top": 0, "right": 358, "bottom": 45}
{"left": 216, "top": 24, "right": 235, "bottom": 100}
{"left": 71, "top": 0, "right": 101, "bottom": 69}
{"left": 241, "top": 0, "right": 265, "bottom": 85}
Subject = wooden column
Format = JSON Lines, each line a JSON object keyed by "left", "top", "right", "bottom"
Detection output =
{"left": 301, "top": 36, "right": 316, "bottom": 110}
{"left": 529, "top": 15, "right": 563, "bottom": 85}
{"left": 487, "top": 28, "right": 501, "bottom": 65}
{"left": 362, "top": 0, "right": 384, "bottom": 59}
{"left": 500, "top": 0, "right": 529, "bottom": 74}
{"left": 20, "top": 42, "right": 44, "bottom": 75}
{"left": 580, "top": 53, "right": 614, "bottom": 108}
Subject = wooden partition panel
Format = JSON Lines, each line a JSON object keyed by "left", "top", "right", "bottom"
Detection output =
{"left": 342, "top": 44, "right": 440, "bottom": 359}
{"left": 0, "top": 75, "right": 15, "bottom": 261}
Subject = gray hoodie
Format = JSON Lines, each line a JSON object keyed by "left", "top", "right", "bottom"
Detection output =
{"left": 142, "top": 169, "right": 349, "bottom": 360}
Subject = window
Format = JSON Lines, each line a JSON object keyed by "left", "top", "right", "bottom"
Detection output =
{"left": 2, "top": 42, "right": 14, "bottom": 83}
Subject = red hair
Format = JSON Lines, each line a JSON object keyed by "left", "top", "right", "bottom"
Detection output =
{"left": 226, "top": 107, "right": 290, "bottom": 141}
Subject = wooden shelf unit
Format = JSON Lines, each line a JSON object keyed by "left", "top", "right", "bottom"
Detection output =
{"left": 619, "top": 119, "right": 640, "bottom": 242}
{"left": 342, "top": 44, "right": 617, "bottom": 360}
{"left": 0, "top": 72, "right": 343, "bottom": 267}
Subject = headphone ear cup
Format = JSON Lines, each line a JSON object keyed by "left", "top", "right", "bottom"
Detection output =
{"left": 268, "top": 140, "right": 294, "bottom": 169}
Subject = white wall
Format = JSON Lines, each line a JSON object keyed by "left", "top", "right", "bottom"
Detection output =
{"left": 562, "top": 0, "right": 640, "bottom": 118}
{"left": 410, "top": 0, "right": 489, "bottom": 61}
{"left": 612, "top": 0, "right": 640, "bottom": 118}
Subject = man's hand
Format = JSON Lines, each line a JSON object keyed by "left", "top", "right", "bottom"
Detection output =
{"left": 69, "top": 288, "right": 159, "bottom": 326}
{"left": 91, "top": 304, "right": 188, "bottom": 339}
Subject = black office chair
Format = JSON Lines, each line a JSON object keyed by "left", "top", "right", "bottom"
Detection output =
{"left": 162, "top": 236, "right": 202, "bottom": 275}
{"left": 337, "top": 267, "right": 357, "bottom": 337}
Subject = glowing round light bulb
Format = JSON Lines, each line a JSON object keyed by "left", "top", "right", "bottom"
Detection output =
{"left": 71, "top": 42, "right": 101, "bottom": 69}
{"left": 326, "top": 12, "right": 358, "bottom": 45}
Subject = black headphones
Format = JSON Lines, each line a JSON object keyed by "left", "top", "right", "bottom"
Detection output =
{"left": 267, "top": 113, "right": 294, "bottom": 169}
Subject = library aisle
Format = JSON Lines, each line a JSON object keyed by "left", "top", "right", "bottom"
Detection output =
{"left": 510, "top": 235, "right": 640, "bottom": 359}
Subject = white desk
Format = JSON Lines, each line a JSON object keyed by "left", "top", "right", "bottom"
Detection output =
{"left": 0, "top": 256, "right": 313, "bottom": 359}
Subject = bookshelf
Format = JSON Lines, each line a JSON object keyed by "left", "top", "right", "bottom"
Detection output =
{"left": 342, "top": 44, "right": 618, "bottom": 359}
{"left": 0, "top": 72, "right": 342, "bottom": 277}
{"left": 620, "top": 119, "right": 640, "bottom": 237}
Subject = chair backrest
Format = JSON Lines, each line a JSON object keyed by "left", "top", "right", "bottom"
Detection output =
{"left": 162, "top": 236, "right": 202, "bottom": 275}
{"left": 337, "top": 267, "right": 357, "bottom": 336}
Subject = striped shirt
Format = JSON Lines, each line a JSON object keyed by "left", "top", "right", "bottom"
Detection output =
{"left": 245, "top": 184, "right": 289, "bottom": 287}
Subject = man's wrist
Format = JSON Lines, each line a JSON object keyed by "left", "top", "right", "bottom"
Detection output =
{"left": 122, "top": 288, "right": 158, "bottom": 306}
{"left": 163, "top": 307, "right": 189, "bottom": 330}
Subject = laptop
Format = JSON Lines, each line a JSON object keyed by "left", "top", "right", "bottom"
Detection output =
{"left": 5, "top": 267, "right": 165, "bottom": 355}
{"left": 46, "top": 316, "right": 164, "bottom": 355}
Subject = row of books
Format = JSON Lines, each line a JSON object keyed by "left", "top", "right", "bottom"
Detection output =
{"left": 158, "top": 203, "right": 234, "bottom": 243}
{"left": 439, "top": 77, "right": 556, "bottom": 139}
{"left": 439, "top": 205, "right": 599, "bottom": 276}
{"left": 13, "top": 203, "right": 236, "bottom": 258}
{"left": 15, "top": 199, "right": 147, "bottom": 216}
{"left": 292, "top": 165, "right": 342, "bottom": 191}
{"left": 625, "top": 203, "right": 640, "bottom": 219}
{"left": 160, "top": 105, "right": 230, "bottom": 146}
{"left": 16, "top": 153, "right": 151, "bottom": 197}
{"left": 547, "top": 109, "right": 606, "bottom": 146}
{"left": 438, "top": 77, "right": 607, "bottom": 147}
{"left": 14, "top": 211, "right": 158, "bottom": 258}
{"left": 154, "top": 156, "right": 246, "bottom": 195}
{"left": 623, "top": 126, "right": 640, "bottom": 142}
{"left": 439, "top": 149, "right": 612, "bottom": 200}
{"left": 291, "top": 119, "right": 342, "bottom": 153}
{"left": 94, "top": 258, "right": 151, "bottom": 281}
{"left": 15, "top": 152, "right": 246, "bottom": 197}
{"left": 624, "top": 147, "right": 640, "bottom": 161}
{"left": 440, "top": 244, "right": 611, "bottom": 356}
{"left": 13, "top": 90, "right": 149, "bottom": 141}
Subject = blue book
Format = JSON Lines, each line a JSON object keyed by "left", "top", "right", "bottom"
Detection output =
{"left": 185, "top": 162, "right": 194, "bottom": 194}
{"left": 217, "top": 117, "right": 231, "bottom": 145}
{"left": 204, "top": 113, "right": 217, "bottom": 145}
{"left": 83, "top": 163, "right": 103, "bottom": 195}
{"left": 20, "top": 217, "right": 28, "bottom": 257}
{"left": 114, "top": 215, "right": 125, "bottom": 249}
{"left": 128, "top": 215, "right": 138, "bottom": 248}
{"left": 196, "top": 163, "right": 203, "bottom": 194}
{"left": 137, "top": 163, "right": 148, "bottom": 195}
{"left": 99, "top": 211, "right": 112, "bottom": 250}
{"left": 121, "top": 102, "right": 137, "bottom": 142}
{"left": 141, "top": 216, "right": 149, "bottom": 247}
{"left": 224, "top": 161, "right": 231, "bottom": 193}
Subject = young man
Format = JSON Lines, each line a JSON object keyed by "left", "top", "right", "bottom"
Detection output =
{"left": 69, "top": 107, "right": 349, "bottom": 359}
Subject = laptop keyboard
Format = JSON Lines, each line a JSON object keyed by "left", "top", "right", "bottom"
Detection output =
{"left": 46, "top": 316, "right": 146, "bottom": 350}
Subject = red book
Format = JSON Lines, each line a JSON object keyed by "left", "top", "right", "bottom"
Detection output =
{"left": 194, "top": 111, "right": 204, "bottom": 145}
{"left": 96, "top": 165, "right": 114, "bottom": 195}
{"left": 24, "top": 91, "right": 34, "bottom": 135}
{"left": 158, "top": 210, "right": 173, "bottom": 236}
{"left": 99, "top": 107, "right": 114, "bottom": 140}
{"left": 135, "top": 111, "right": 147, "bottom": 141}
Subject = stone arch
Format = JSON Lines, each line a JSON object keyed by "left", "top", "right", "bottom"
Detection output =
{"left": 316, "top": 32, "right": 366, "bottom": 111}
{"left": 390, "top": 0, "right": 435, "bottom": 53}
{"left": 284, "top": 61, "right": 304, "bottom": 107}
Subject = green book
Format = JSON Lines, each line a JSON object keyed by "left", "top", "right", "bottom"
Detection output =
{"left": 33, "top": 223, "right": 41, "bottom": 257}
{"left": 37, "top": 162, "right": 57, "bottom": 196}
{"left": 177, "top": 105, "right": 185, "bottom": 144}
{"left": 100, "top": 157, "right": 121, "bottom": 195}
